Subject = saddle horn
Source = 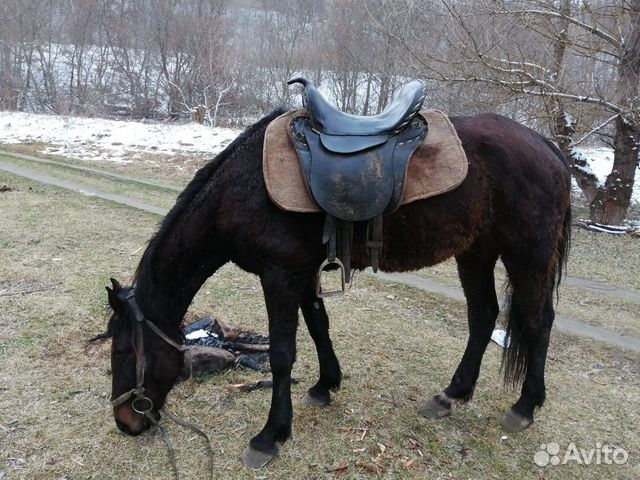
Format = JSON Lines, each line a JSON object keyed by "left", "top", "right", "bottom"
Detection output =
{"left": 287, "top": 77, "right": 308, "bottom": 87}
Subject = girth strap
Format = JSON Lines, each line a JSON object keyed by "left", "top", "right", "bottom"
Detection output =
{"left": 367, "top": 215, "right": 383, "bottom": 273}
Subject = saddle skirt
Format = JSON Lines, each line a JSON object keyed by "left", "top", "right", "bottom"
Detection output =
{"left": 263, "top": 109, "right": 468, "bottom": 214}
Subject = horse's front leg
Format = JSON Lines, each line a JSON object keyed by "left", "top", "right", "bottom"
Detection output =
{"left": 241, "top": 267, "right": 301, "bottom": 469}
{"left": 300, "top": 280, "right": 342, "bottom": 407}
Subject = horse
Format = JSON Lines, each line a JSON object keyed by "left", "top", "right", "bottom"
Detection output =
{"left": 105, "top": 107, "right": 572, "bottom": 468}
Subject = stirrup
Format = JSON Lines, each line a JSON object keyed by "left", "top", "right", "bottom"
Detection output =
{"left": 316, "top": 257, "right": 349, "bottom": 298}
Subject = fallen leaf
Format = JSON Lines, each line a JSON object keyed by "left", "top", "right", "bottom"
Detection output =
{"left": 324, "top": 460, "right": 349, "bottom": 473}
{"left": 359, "top": 462, "right": 383, "bottom": 477}
{"left": 403, "top": 458, "right": 415, "bottom": 469}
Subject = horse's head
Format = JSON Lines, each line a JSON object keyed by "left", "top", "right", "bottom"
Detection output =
{"left": 106, "top": 278, "right": 184, "bottom": 435}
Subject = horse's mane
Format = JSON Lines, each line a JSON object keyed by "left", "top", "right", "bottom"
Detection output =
{"left": 133, "top": 108, "right": 287, "bottom": 285}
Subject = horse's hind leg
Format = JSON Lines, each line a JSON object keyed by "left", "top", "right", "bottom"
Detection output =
{"left": 299, "top": 281, "right": 342, "bottom": 407}
{"left": 498, "top": 256, "right": 556, "bottom": 433}
{"left": 241, "top": 266, "right": 301, "bottom": 468}
{"left": 419, "top": 245, "right": 499, "bottom": 419}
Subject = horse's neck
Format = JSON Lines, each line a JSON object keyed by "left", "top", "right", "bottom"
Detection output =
{"left": 135, "top": 224, "right": 225, "bottom": 328}
{"left": 135, "top": 266, "right": 194, "bottom": 328}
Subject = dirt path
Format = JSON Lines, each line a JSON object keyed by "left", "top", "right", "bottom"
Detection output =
{"left": 2, "top": 157, "right": 639, "bottom": 352}
{"left": 561, "top": 274, "right": 640, "bottom": 303}
{"left": 495, "top": 260, "right": 640, "bottom": 304}
{"left": 0, "top": 159, "right": 168, "bottom": 215}
{"left": 0, "top": 148, "right": 182, "bottom": 192}
{"left": 373, "top": 271, "right": 640, "bottom": 352}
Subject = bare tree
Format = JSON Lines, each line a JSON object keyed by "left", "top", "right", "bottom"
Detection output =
{"left": 386, "top": 0, "right": 639, "bottom": 223}
{"left": 1, "top": 0, "right": 637, "bottom": 217}
{"left": 0, "top": 0, "right": 21, "bottom": 110}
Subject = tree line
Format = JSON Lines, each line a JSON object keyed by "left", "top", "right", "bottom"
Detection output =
{"left": 0, "top": 0, "right": 638, "bottom": 223}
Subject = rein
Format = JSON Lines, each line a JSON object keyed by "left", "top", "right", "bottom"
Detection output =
{"left": 111, "top": 290, "right": 214, "bottom": 480}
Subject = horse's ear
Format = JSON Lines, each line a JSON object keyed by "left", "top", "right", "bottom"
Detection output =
{"left": 110, "top": 278, "right": 122, "bottom": 292}
{"left": 106, "top": 286, "right": 124, "bottom": 314}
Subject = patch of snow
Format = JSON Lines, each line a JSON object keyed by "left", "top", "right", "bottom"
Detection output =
{"left": 0, "top": 111, "right": 241, "bottom": 163}
{"left": 564, "top": 113, "right": 576, "bottom": 128}
{"left": 573, "top": 147, "right": 640, "bottom": 204}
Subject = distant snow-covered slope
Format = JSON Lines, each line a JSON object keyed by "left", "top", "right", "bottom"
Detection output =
{"left": 0, "top": 111, "right": 240, "bottom": 163}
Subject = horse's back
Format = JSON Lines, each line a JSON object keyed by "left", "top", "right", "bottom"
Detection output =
{"left": 377, "top": 113, "right": 571, "bottom": 271}
{"left": 452, "top": 113, "right": 571, "bottom": 258}
{"left": 451, "top": 113, "right": 571, "bottom": 191}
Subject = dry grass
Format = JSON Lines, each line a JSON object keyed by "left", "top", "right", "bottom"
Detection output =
{"left": 1, "top": 171, "right": 640, "bottom": 479}
{"left": 568, "top": 228, "right": 640, "bottom": 291}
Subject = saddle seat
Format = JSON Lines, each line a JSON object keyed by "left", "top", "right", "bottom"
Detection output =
{"left": 287, "top": 77, "right": 426, "bottom": 153}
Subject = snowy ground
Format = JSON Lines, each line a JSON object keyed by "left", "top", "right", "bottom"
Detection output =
{"left": 0, "top": 111, "right": 638, "bottom": 205}
{"left": 0, "top": 111, "right": 240, "bottom": 163}
{"left": 573, "top": 147, "right": 640, "bottom": 205}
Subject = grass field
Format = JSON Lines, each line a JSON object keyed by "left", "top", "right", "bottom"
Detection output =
{"left": 1, "top": 162, "right": 639, "bottom": 479}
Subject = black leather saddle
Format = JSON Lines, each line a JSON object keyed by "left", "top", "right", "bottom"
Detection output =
{"left": 287, "top": 77, "right": 428, "bottom": 297}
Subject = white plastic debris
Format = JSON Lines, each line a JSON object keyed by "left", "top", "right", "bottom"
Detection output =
{"left": 185, "top": 329, "right": 212, "bottom": 340}
{"left": 491, "top": 329, "right": 511, "bottom": 348}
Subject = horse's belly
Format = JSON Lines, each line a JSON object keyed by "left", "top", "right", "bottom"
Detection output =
{"left": 350, "top": 196, "right": 485, "bottom": 272}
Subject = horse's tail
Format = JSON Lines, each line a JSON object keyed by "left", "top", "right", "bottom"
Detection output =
{"left": 556, "top": 203, "right": 572, "bottom": 293}
{"left": 501, "top": 137, "right": 572, "bottom": 387}
{"left": 541, "top": 137, "right": 572, "bottom": 292}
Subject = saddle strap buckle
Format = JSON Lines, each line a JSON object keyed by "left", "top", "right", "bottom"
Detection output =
{"left": 315, "top": 257, "right": 348, "bottom": 298}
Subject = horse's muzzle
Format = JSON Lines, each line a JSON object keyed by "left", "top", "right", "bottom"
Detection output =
{"left": 113, "top": 405, "right": 151, "bottom": 436}
{"left": 115, "top": 418, "right": 148, "bottom": 436}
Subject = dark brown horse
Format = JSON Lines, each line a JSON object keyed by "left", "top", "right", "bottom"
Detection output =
{"left": 106, "top": 108, "right": 571, "bottom": 468}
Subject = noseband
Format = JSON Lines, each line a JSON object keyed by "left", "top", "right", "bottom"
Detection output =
{"left": 110, "top": 290, "right": 187, "bottom": 414}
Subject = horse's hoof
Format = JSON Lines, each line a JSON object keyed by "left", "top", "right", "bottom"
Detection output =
{"left": 499, "top": 409, "right": 533, "bottom": 433}
{"left": 418, "top": 393, "right": 453, "bottom": 419}
{"left": 240, "top": 446, "right": 276, "bottom": 469}
{"left": 301, "top": 392, "right": 330, "bottom": 408}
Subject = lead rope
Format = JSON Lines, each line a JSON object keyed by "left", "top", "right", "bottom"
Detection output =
{"left": 138, "top": 351, "right": 215, "bottom": 480}
{"left": 144, "top": 411, "right": 180, "bottom": 480}
{"left": 119, "top": 291, "right": 215, "bottom": 480}
{"left": 163, "top": 410, "right": 215, "bottom": 480}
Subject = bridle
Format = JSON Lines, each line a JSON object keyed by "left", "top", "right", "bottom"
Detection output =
{"left": 110, "top": 289, "right": 214, "bottom": 480}
{"left": 110, "top": 290, "right": 187, "bottom": 414}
